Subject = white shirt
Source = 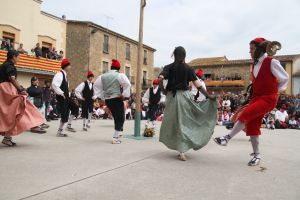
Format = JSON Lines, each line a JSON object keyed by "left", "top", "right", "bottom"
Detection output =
{"left": 94, "top": 70, "right": 131, "bottom": 99}
{"left": 142, "top": 86, "right": 165, "bottom": 104}
{"left": 75, "top": 81, "right": 97, "bottom": 100}
{"left": 275, "top": 110, "right": 288, "bottom": 122}
{"left": 51, "top": 70, "right": 68, "bottom": 96}
{"left": 191, "top": 78, "right": 206, "bottom": 102}
{"left": 222, "top": 113, "right": 230, "bottom": 121}
{"left": 222, "top": 100, "right": 231, "bottom": 107}
{"left": 253, "top": 54, "right": 289, "bottom": 91}
{"left": 289, "top": 119, "right": 298, "bottom": 125}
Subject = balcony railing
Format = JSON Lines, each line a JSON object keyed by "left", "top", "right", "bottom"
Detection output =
{"left": 205, "top": 80, "right": 246, "bottom": 87}
{"left": 0, "top": 50, "right": 61, "bottom": 73}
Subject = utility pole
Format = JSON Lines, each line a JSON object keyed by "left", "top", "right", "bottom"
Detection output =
{"left": 134, "top": 0, "right": 146, "bottom": 137}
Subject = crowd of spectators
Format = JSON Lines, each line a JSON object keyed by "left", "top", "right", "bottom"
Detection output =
{"left": 1, "top": 39, "right": 64, "bottom": 61}
{"left": 217, "top": 92, "right": 300, "bottom": 130}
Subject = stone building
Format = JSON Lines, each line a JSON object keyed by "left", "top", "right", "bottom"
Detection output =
{"left": 66, "top": 20, "right": 156, "bottom": 90}
{"left": 153, "top": 67, "right": 162, "bottom": 79}
{"left": 189, "top": 54, "right": 300, "bottom": 95}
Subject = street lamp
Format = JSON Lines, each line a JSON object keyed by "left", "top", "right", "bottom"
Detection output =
{"left": 134, "top": 0, "right": 146, "bottom": 137}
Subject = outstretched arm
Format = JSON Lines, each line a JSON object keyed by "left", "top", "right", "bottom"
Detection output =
{"left": 193, "top": 79, "right": 215, "bottom": 100}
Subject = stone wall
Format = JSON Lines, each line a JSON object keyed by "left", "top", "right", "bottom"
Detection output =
{"left": 67, "top": 23, "right": 155, "bottom": 91}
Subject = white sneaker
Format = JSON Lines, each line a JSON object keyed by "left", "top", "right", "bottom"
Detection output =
{"left": 214, "top": 136, "right": 230, "bottom": 146}
{"left": 248, "top": 156, "right": 261, "bottom": 166}
{"left": 112, "top": 138, "right": 122, "bottom": 144}
{"left": 86, "top": 124, "right": 91, "bottom": 128}
{"left": 83, "top": 127, "right": 88, "bottom": 131}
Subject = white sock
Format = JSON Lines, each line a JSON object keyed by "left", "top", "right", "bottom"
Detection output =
{"left": 68, "top": 115, "right": 74, "bottom": 127}
{"left": 59, "top": 122, "right": 65, "bottom": 130}
{"left": 88, "top": 113, "right": 92, "bottom": 124}
{"left": 250, "top": 136, "right": 260, "bottom": 158}
{"left": 113, "top": 130, "right": 119, "bottom": 139}
{"left": 228, "top": 120, "right": 245, "bottom": 139}
{"left": 83, "top": 118, "right": 86, "bottom": 127}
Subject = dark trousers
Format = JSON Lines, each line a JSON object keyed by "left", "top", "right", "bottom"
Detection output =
{"left": 82, "top": 100, "right": 93, "bottom": 119}
{"left": 69, "top": 101, "right": 79, "bottom": 117}
{"left": 58, "top": 99, "right": 70, "bottom": 123}
{"left": 105, "top": 98, "right": 125, "bottom": 131}
{"left": 45, "top": 101, "right": 50, "bottom": 119}
{"left": 147, "top": 104, "right": 159, "bottom": 121}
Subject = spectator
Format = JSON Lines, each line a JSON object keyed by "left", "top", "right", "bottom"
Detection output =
{"left": 57, "top": 50, "right": 64, "bottom": 60}
{"left": 29, "top": 48, "right": 35, "bottom": 56}
{"left": 48, "top": 47, "right": 57, "bottom": 59}
{"left": 17, "top": 43, "right": 28, "bottom": 54}
{"left": 9, "top": 42, "right": 15, "bottom": 50}
{"left": 1, "top": 39, "right": 10, "bottom": 51}
{"left": 43, "top": 80, "right": 52, "bottom": 121}
{"left": 34, "top": 43, "right": 42, "bottom": 58}
{"left": 222, "top": 96, "right": 231, "bottom": 110}
{"left": 275, "top": 104, "right": 289, "bottom": 129}
{"left": 222, "top": 110, "right": 231, "bottom": 126}
{"left": 27, "top": 77, "right": 49, "bottom": 133}
{"left": 288, "top": 117, "right": 299, "bottom": 129}
{"left": 265, "top": 110, "right": 276, "bottom": 130}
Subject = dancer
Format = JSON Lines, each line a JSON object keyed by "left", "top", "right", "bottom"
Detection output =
{"left": 142, "top": 79, "right": 164, "bottom": 129}
{"left": 94, "top": 59, "right": 131, "bottom": 144}
{"left": 190, "top": 69, "right": 207, "bottom": 102}
{"left": 214, "top": 37, "right": 289, "bottom": 166}
{"left": 158, "top": 46, "right": 218, "bottom": 161}
{"left": 75, "top": 70, "right": 97, "bottom": 131}
{"left": 0, "top": 50, "right": 45, "bottom": 146}
{"left": 52, "top": 58, "right": 76, "bottom": 137}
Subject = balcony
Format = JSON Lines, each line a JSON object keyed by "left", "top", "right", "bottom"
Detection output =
{"left": 205, "top": 80, "right": 246, "bottom": 87}
{"left": 0, "top": 50, "right": 61, "bottom": 75}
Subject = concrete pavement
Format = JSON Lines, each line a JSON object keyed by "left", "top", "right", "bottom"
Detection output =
{"left": 0, "top": 119, "right": 299, "bottom": 200}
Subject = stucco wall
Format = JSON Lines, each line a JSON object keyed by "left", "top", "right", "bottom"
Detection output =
{"left": 0, "top": 0, "right": 66, "bottom": 53}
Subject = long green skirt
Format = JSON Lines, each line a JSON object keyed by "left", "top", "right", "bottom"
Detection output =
{"left": 159, "top": 90, "right": 218, "bottom": 152}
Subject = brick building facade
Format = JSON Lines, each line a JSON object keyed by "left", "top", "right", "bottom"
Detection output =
{"left": 66, "top": 20, "right": 156, "bottom": 91}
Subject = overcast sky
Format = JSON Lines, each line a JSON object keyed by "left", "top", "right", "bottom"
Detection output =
{"left": 42, "top": 0, "right": 300, "bottom": 67}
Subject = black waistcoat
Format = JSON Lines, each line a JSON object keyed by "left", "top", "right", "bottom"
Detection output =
{"left": 82, "top": 81, "right": 94, "bottom": 100}
{"left": 56, "top": 71, "right": 69, "bottom": 101}
{"left": 149, "top": 87, "right": 161, "bottom": 105}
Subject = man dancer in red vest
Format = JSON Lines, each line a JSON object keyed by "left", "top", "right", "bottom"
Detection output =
{"left": 214, "top": 37, "right": 289, "bottom": 166}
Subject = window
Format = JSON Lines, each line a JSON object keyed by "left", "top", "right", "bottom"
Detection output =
{"left": 143, "top": 70, "right": 147, "bottom": 86}
{"left": 102, "top": 61, "right": 109, "bottom": 74}
{"left": 2, "top": 31, "right": 15, "bottom": 43}
{"left": 42, "top": 42, "right": 52, "bottom": 58}
{"left": 125, "top": 66, "right": 131, "bottom": 78}
{"left": 281, "top": 63, "right": 286, "bottom": 70}
{"left": 125, "top": 43, "right": 131, "bottom": 60}
{"left": 2, "top": 32, "right": 15, "bottom": 50}
{"left": 143, "top": 50, "right": 148, "bottom": 65}
{"left": 103, "top": 35, "right": 109, "bottom": 53}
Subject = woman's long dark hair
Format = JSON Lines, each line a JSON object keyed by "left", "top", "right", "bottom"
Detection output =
{"left": 169, "top": 46, "right": 189, "bottom": 96}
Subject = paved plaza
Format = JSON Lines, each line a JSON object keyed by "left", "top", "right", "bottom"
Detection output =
{"left": 0, "top": 119, "right": 299, "bottom": 200}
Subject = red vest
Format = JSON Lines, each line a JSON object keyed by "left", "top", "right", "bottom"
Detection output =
{"left": 252, "top": 57, "right": 278, "bottom": 97}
